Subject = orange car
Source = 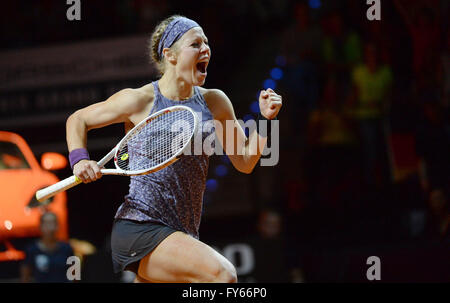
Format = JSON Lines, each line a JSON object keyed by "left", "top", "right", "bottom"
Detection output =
{"left": 0, "top": 131, "right": 68, "bottom": 261}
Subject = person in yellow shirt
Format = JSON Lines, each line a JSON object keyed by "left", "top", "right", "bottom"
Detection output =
{"left": 348, "top": 42, "right": 393, "bottom": 188}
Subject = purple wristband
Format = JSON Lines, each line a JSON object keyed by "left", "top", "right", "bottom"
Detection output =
{"left": 69, "top": 148, "right": 90, "bottom": 170}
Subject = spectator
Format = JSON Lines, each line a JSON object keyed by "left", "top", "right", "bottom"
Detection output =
{"left": 280, "top": 2, "right": 322, "bottom": 115}
{"left": 394, "top": 0, "right": 441, "bottom": 94}
{"left": 20, "top": 212, "right": 74, "bottom": 283}
{"left": 306, "top": 76, "right": 358, "bottom": 208}
{"left": 438, "top": 32, "right": 450, "bottom": 107}
{"left": 321, "top": 11, "right": 362, "bottom": 97}
{"left": 248, "top": 208, "right": 305, "bottom": 283}
{"left": 347, "top": 42, "right": 393, "bottom": 189}
{"left": 424, "top": 189, "right": 450, "bottom": 240}
{"left": 415, "top": 99, "right": 450, "bottom": 193}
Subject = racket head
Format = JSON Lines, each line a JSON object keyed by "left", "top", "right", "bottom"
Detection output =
{"left": 113, "top": 105, "right": 199, "bottom": 175}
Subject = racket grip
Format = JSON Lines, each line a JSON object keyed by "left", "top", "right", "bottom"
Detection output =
{"left": 35, "top": 175, "right": 83, "bottom": 202}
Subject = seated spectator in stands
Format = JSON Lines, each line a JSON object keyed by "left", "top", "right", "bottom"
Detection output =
{"left": 306, "top": 76, "right": 358, "bottom": 208}
{"left": 415, "top": 96, "right": 450, "bottom": 240}
{"left": 425, "top": 189, "right": 450, "bottom": 240}
{"left": 394, "top": 0, "right": 441, "bottom": 94}
{"left": 438, "top": 32, "right": 450, "bottom": 107}
{"left": 415, "top": 99, "right": 450, "bottom": 194}
{"left": 280, "top": 2, "right": 322, "bottom": 115}
{"left": 347, "top": 42, "right": 393, "bottom": 189}
{"left": 20, "top": 212, "right": 74, "bottom": 283}
{"left": 249, "top": 208, "right": 305, "bottom": 283}
{"left": 321, "top": 11, "right": 362, "bottom": 96}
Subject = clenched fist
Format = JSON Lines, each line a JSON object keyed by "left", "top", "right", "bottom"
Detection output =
{"left": 259, "top": 88, "right": 282, "bottom": 120}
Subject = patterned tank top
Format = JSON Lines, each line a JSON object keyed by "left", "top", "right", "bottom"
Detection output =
{"left": 114, "top": 81, "right": 215, "bottom": 239}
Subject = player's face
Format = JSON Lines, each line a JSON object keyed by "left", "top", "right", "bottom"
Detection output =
{"left": 175, "top": 27, "right": 211, "bottom": 86}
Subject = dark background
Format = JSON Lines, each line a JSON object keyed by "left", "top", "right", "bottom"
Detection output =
{"left": 0, "top": 0, "right": 449, "bottom": 282}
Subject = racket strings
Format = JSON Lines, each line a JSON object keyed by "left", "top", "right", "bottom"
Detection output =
{"left": 116, "top": 109, "right": 195, "bottom": 172}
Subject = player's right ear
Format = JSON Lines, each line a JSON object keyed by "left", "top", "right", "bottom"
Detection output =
{"left": 163, "top": 48, "right": 177, "bottom": 65}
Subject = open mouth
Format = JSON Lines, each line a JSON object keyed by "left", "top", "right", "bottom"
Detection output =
{"left": 196, "top": 62, "right": 207, "bottom": 74}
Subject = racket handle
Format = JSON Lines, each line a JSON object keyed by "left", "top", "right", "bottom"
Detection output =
{"left": 35, "top": 175, "right": 82, "bottom": 202}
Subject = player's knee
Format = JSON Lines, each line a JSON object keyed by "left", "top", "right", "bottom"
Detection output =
{"left": 212, "top": 262, "right": 237, "bottom": 283}
{"left": 221, "top": 266, "right": 238, "bottom": 283}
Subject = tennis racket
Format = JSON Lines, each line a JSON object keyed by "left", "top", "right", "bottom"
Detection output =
{"left": 36, "top": 105, "right": 198, "bottom": 202}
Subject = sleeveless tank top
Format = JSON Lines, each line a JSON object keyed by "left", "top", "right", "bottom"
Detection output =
{"left": 114, "top": 81, "right": 216, "bottom": 239}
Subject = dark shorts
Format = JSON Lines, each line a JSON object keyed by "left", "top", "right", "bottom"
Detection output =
{"left": 111, "top": 219, "right": 177, "bottom": 274}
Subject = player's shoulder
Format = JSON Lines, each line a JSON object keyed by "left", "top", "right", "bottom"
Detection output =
{"left": 123, "top": 83, "right": 155, "bottom": 102}
{"left": 198, "top": 87, "right": 233, "bottom": 120}
{"left": 198, "top": 87, "right": 228, "bottom": 101}
{"left": 109, "top": 83, "right": 154, "bottom": 111}
{"left": 198, "top": 87, "right": 232, "bottom": 112}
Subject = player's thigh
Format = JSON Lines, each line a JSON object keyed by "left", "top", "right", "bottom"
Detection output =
{"left": 137, "top": 231, "right": 236, "bottom": 283}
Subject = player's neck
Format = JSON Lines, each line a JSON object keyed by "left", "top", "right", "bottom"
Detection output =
{"left": 158, "top": 72, "right": 194, "bottom": 101}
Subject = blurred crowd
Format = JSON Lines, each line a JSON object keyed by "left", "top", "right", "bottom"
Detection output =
{"left": 270, "top": 0, "right": 449, "bottom": 281}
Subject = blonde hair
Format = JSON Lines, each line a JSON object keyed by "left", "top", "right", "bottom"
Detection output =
{"left": 149, "top": 15, "right": 185, "bottom": 75}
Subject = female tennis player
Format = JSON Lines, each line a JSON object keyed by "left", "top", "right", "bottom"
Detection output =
{"left": 66, "top": 15, "right": 282, "bottom": 283}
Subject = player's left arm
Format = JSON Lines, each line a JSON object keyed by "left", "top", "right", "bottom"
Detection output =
{"left": 204, "top": 88, "right": 282, "bottom": 174}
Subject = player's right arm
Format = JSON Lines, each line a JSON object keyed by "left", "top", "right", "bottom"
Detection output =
{"left": 66, "top": 88, "right": 149, "bottom": 183}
